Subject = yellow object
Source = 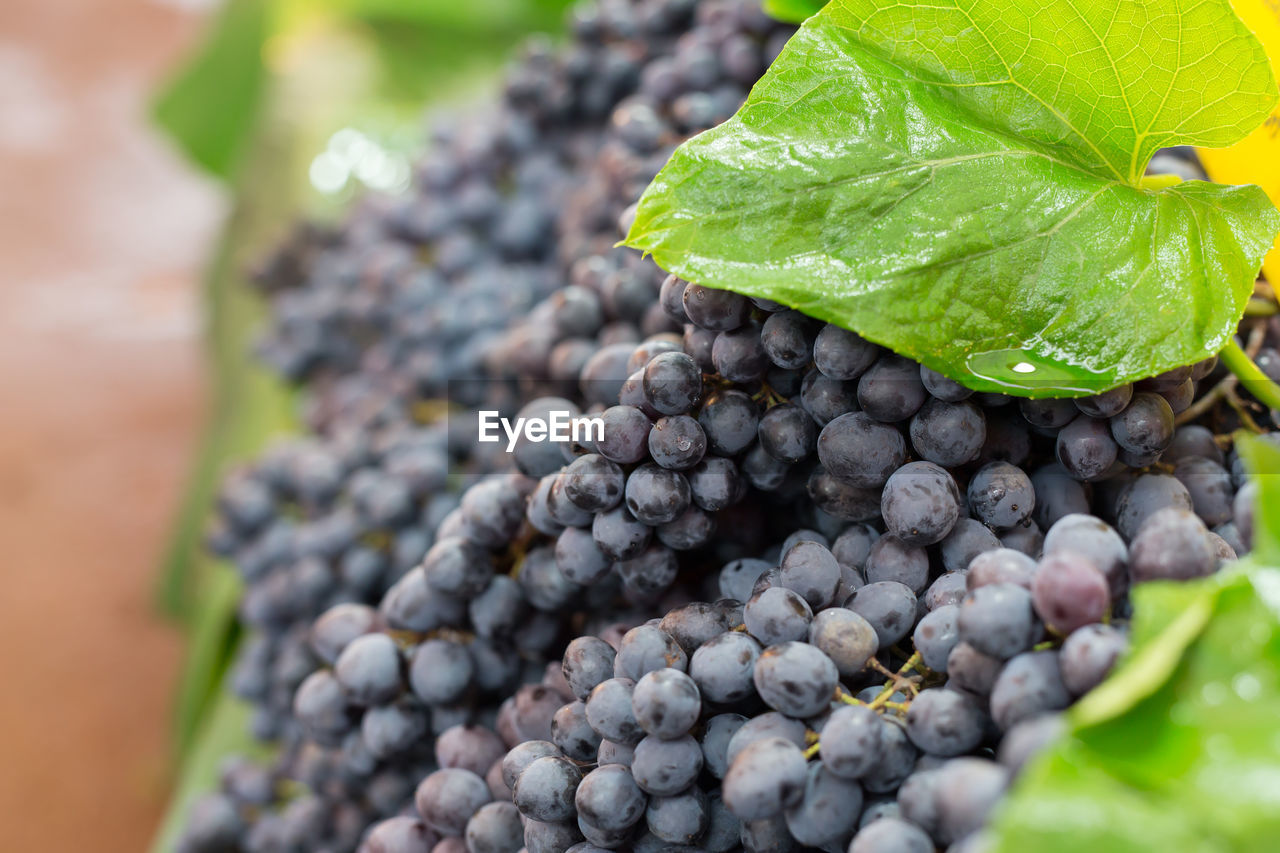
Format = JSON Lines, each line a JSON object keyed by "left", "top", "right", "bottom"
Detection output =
{"left": 1198, "top": 0, "right": 1280, "bottom": 284}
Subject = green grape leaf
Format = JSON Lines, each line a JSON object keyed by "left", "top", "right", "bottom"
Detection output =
{"left": 989, "top": 563, "right": 1280, "bottom": 852}
{"left": 626, "top": 0, "right": 1280, "bottom": 395}
{"left": 762, "top": 0, "right": 827, "bottom": 24}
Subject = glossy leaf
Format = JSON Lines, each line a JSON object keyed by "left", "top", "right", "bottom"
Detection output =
{"left": 626, "top": 0, "right": 1280, "bottom": 395}
{"left": 762, "top": 0, "right": 826, "bottom": 24}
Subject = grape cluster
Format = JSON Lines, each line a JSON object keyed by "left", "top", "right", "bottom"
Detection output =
{"left": 173, "top": 0, "right": 1276, "bottom": 849}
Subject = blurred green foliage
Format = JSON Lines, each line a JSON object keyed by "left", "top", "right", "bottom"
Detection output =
{"left": 153, "top": 0, "right": 578, "bottom": 182}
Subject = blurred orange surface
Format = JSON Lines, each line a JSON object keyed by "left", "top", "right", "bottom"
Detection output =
{"left": 0, "top": 0, "right": 221, "bottom": 849}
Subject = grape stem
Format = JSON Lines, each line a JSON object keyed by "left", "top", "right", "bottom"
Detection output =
{"left": 1220, "top": 338, "right": 1280, "bottom": 414}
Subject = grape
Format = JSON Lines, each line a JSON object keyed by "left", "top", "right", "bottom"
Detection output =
{"left": 752, "top": 641, "right": 838, "bottom": 718}
{"left": 659, "top": 275, "right": 688, "bottom": 323}
{"left": 1108, "top": 391, "right": 1175, "bottom": 456}
{"left": 920, "top": 365, "right": 974, "bottom": 402}
{"left": 574, "top": 765, "right": 647, "bottom": 833}
{"left": 1164, "top": 424, "right": 1225, "bottom": 466}
{"left": 417, "top": 769, "right": 492, "bottom": 836}
{"left": 698, "top": 390, "right": 759, "bottom": 455}
{"left": 938, "top": 518, "right": 1002, "bottom": 574}
{"left": 646, "top": 786, "right": 709, "bottom": 844}
{"left": 362, "top": 816, "right": 438, "bottom": 853}
{"left": 660, "top": 601, "right": 735, "bottom": 654}
{"left": 726, "top": 712, "right": 808, "bottom": 766}
{"left": 848, "top": 581, "right": 918, "bottom": 649}
{"left": 1030, "top": 551, "right": 1110, "bottom": 633}
{"left": 713, "top": 324, "right": 770, "bottom": 382}
{"left": 701, "top": 714, "right": 748, "bottom": 779}
{"left": 464, "top": 801, "right": 523, "bottom": 853}
{"left": 1114, "top": 473, "right": 1193, "bottom": 540}
{"left": 813, "top": 324, "right": 878, "bottom": 380}
{"left": 179, "top": 795, "right": 245, "bottom": 852}
{"left": 631, "top": 734, "right": 703, "bottom": 796}
{"left": 553, "top": 701, "right": 604, "bottom": 761}
{"left": 1018, "top": 397, "right": 1077, "bottom": 430}
{"left": 586, "top": 678, "right": 644, "bottom": 745}
{"left": 333, "top": 633, "right": 403, "bottom": 706}
{"left": 1030, "top": 464, "right": 1091, "bottom": 530}
{"left": 848, "top": 816, "right": 933, "bottom": 853}
{"left": 502, "top": 741, "right": 560, "bottom": 791}
{"left": 742, "top": 442, "right": 791, "bottom": 491}
{"left": 1000, "top": 520, "right": 1045, "bottom": 558}
{"left": 807, "top": 469, "right": 883, "bottom": 521}
{"left": 924, "top": 571, "right": 968, "bottom": 611}
{"left": 624, "top": 463, "right": 691, "bottom": 525}
{"left": 895, "top": 768, "right": 941, "bottom": 838}
{"left": 800, "top": 369, "right": 860, "bottom": 426}
{"left": 818, "top": 703, "right": 883, "bottom": 779}
{"left": 1056, "top": 415, "right": 1118, "bottom": 480}
{"left": 758, "top": 403, "right": 817, "bottom": 463}
{"left": 1041, "top": 513, "right": 1127, "bottom": 595}
{"left": 909, "top": 398, "right": 986, "bottom": 466}
{"left": 1173, "top": 456, "right": 1235, "bottom": 526}
{"left": 989, "top": 651, "right": 1071, "bottom": 730}
{"left": 310, "top": 603, "right": 378, "bottom": 666}
{"left": 1060, "top": 623, "right": 1129, "bottom": 695}
{"left": 783, "top": 764, "right": 862, "bottom": 847}
{"left": 294, "top": 670, "right": 353, "bottom": 746}
{"left": 967, "top": 461, "right": 1035, "bottom": 529}
{"left": 761, "top": 310, "right": 819, "bottom": 370}
{"left": 513, "top": 757, "right": 582, "bottom": 823}
{"left": 686, "top": 457, "right": 742, "bottom": 511}
{"left": 595, "top": 405, "right": 653, "bottom": 464}
{"left": 881, "top": 461, "right": 961, "bottom": 546}
{"left": 857, "top": 354, "right": 927, "bottom": 422}
{"left": 592, "top": 505, "right": 652, "bottom": 561}
{"left": 997, "top": 713, "right": 1065, "bottom": 776}
{"left": 932, "top": 758, "right": 1008, "bottom": 844}
{"left": 555, "top": 526, "right": 613, "bottom": 585}
{"left": 1129, "top": 507, "right": 1217, "bottom": 582}
{"left": 632, "top": 668, "right": 702, "bottom": 738}
{"left": 719, "top": 557, "right": 771, "bottom": 603}
{"left": 808, "top": 607, "right": 878, "bottom": 678}
{"left": 523, "top": 819, "right": 583, "bottom": 853}
{"left": 859, "top": 717, "right": 917, "bottom": 794}
{"left": 744, "top": 586, "right": 814, "bottom": 645}
{"left": 722, "top": 737, "right": 808, "bottom": 820}
{"left": 904, "top": 688, "right": 986, "bottom": 756}
{"left": 966, "top": 547, "right": 1036, "bottom": 590}
{"left": 957, "top": 583, "right": 1038, "bottom": 660}
{"left": 616, "top": 542, "right": 679, "bottom": 597}
{"left": 647, "top": 415, "right": 707, "bottom": 470}
{"left": 436, "top": 725, "right": 506, "bottom": 776}
{"left": 817, "top": 412, "right": 908, "bottom": 489}
{"left": 616, "top": 624, "right": 688, "bottom": 679}
{"left": 563, "top": 454, "right": 626, "bottom": 512}
{"left": 683, "top": 284, "right": 749, "bottom": 332}
{"left": 1075, "top": 384, "right": 1133, "bottom": 418}
{"left": 778, "top": 540, "right": 841, "bottom": 609}
{"left": 690, "top": 631, "right": 761, "bottom": 703}
{"left": 865, "top": 535, "right": 930, "bottom": 593}
{"left": 832, "top": 523, "right": 880, "bottom": 570}
{"left": 912, "top": 604, "right": 960, "bottom": 672}
{"left": 642, "top": 351, "right": 702, "bottom": 415}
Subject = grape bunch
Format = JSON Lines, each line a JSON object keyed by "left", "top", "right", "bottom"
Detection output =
{"left": 172, "top": 0, "right": 1278, "bottom": 849}
{"left": 387, "top": 500, "right": 1220, "bottom": 852}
